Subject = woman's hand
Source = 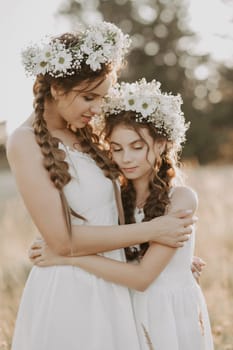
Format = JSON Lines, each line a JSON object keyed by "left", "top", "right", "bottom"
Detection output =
{"left": 191, "top": 256, "right": 206, "bottom": 283}
{"left": 28, "top": 238, "right": 64, "bottom": 267}
{"left": 150, "top": 210, "right": 198, "bottom": 248}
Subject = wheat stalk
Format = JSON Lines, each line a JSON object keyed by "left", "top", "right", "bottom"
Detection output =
{"left": 141, "top": 323, "right": 155, "bottom": 350}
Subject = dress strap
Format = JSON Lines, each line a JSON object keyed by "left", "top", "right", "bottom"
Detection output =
{"left": 112, "top": 180, "right": 125, "bottom": 225}
{"left": 21, "top": 126, "right": 34, "bottom": 132}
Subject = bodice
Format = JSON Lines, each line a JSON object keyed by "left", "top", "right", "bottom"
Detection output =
{"left": 59, "top": 143, "right": 118, "bottom": 227}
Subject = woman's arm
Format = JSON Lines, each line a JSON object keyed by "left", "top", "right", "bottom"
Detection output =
{"left": 32, "top": 186, "right": 198, "bottom": 291}
{"left": 7, "top": 128, "right": 195, "bottom": 256}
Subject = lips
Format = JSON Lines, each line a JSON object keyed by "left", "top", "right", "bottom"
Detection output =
{"left": 122, "top": 167, "right": 138, "bottom": 173}
{"left": 82, "top": 115, "right": 92, "bottom": 123}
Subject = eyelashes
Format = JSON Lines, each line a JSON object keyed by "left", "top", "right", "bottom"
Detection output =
{"left": 111, "top": 148, "right": 121, "bottom": 152}
{"left": 83, "top": 96, "right": 94, "bottom": 101}
{"left": 111, "top": 147, "right": 143, "bottom": 152}
{"left": 83, "top": 95, "right": 104, "bottom": 102}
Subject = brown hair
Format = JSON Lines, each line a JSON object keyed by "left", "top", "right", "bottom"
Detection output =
{"left": 103, "top": 111, "right": 180, "bottom": 260}
{"left": 32, "top": 33, "right": 119, "bottom": 239}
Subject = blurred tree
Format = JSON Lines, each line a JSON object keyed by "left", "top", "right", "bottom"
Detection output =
{"left": 59, "top": 0, "right": 233, "bottom": 164}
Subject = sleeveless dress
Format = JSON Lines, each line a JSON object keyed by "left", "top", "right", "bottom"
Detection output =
{"left": 12, "top": 144, "right": 140, "bottom": 350}
{"left": 131, "top": 205, "right": 214, "bottom": 350}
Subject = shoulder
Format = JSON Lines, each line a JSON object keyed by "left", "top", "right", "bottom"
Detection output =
{"left": 6, "top": 127, "right": 41, "bottom": 166}
{"left": 169, "top": 186, "right": 198, "bottom": 213}
{"left": 7, "top": 127, "right": 36, "bottom": 154}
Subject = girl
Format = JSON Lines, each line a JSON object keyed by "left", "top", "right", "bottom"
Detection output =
{"left": 7, "top": 24, "right": 194, "bottom": 350}
{"left": 32, "top": 79, "right": 214, "bottom": 349}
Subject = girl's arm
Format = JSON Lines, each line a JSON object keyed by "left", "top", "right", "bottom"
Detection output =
{"left": 7, "top": 128, "right": 195, "bottom": 256}
{"left": 32, "top": 186, "right": 198, "bottom": 291}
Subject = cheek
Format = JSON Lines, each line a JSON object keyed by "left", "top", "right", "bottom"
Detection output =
{"left": 138, "top": 150, "right": 149, "bottom": 164}
{"left": 112, "top": 153, "right": 121, "bottom": 165}
{"left": 57, "top": 97, "right": 73, "bottom": 113}
{"left": 71, "top": 98, "right": 83, "bottom": 111}
{"left": 147, "top": 150, "right": 157, "bottom": 166}
{"left": 67, "top": 95, "right": 87, "bottom": 112}
{"left": 138, "top": 152, "right": 155, "bottom": 169}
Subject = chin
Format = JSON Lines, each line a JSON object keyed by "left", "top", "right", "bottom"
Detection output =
{"left": 76, "top": 122, "right": 87, "bottom": 129}
{"left": 123, "top": 173, "right": 139, "bottom": 180}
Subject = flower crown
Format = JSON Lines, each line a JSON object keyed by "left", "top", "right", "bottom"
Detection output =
{"left": 102, "top": 78, "right": 190, "bottom": 147}
{"left": 21, "top": 22, "right": 131, "bottom": 78}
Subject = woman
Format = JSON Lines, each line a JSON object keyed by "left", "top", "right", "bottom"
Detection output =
{"left": 7, "top": 24, "right": 195, "bottom": 350}
{"left": 32, "top": 79, "right": 214, "bottom": 349}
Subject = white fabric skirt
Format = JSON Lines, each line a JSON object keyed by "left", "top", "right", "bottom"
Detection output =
{"left": 132, "top": 283, "right": 214, "bottom": 350}
{"left": 12, "top": 265, "right": 140, "bottom": 350}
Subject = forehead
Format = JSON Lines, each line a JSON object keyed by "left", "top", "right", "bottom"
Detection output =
{"left": 110, "top": 124, "right": 151, "bottom": 143}
{"left": 77, "top": 75, "right": 112, "bottom": 95}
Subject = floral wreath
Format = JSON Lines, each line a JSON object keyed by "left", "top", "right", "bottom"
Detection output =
{"left": 21, "top": 22, "right": 131, "bottom": 78}
{"left": 102, "top": 78, "right": 190, "bottom": 147}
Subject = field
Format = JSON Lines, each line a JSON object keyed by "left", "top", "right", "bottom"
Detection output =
{"left": 0, "top": 165, "right": 233, "bottom": 349}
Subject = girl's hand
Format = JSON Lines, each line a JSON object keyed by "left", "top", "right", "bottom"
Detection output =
{"left": 28, "top": 238, "right": 64, "bottom": 267}
{"left": 150, "top": 210, "right": 198, "bottom": 248}
{"left": 191, "top": 256, "right": 206, "bottom": 283}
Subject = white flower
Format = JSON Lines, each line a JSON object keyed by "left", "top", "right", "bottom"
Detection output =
{"left": 124, "top": 95, "right": 137, "bottom": 111}
{"left": 40, "top": 44, "right": 53, "bottom": 61}
{"left": 136, "top": 97, "right": 155, "bottom": 117}
{"left": 33, "top": 55, "right": 50, "bottom": 75}
{"left": 86, "top": 51, "right": 106, "bottom": 71}
{"left": 51, "top": 51, "right": 73, "bottom": 74}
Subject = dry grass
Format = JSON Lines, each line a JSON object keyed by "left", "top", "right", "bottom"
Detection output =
{"left": 0, "top": 165, "right": 233, "bottom": 350}
{"left": 184, "top": 163, "right": 233, "bottom": 350}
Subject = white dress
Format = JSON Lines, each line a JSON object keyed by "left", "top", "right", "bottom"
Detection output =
{"left": 12, "top": 144, "right": 140, "bottom": 350}
{"left": 131, "top": 206, "right": 214, "bottom": 350}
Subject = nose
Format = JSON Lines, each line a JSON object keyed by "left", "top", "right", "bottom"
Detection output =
{"left": 89, "top": 100, "right": 102, "bottom": 116}
{"left": 122, "top": 150, "right": 132, "bottom": 163}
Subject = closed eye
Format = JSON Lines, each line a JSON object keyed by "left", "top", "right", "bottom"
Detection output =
{"left": 111, "top": 148, "right": 122, "bottom": 152}
{"left": 83, "top": 95, "right": 95, "bottom": 101}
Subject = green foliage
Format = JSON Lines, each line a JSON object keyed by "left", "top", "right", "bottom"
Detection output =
{"left": 183, "top": 107, "right": 227, "bottom": 164}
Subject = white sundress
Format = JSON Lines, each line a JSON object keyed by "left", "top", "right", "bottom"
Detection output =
{"left": 12, "top": 144, "right": 140, "bottom": 350}
{"left": 131, "top": 205, "right": 214, "bottom": 350}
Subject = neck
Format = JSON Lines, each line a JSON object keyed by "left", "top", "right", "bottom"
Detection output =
{"left": 132, "top": 176, "right": 150, "bottom": 208}
{"left": 43, "top": 100, "right": 66, "bottom": 131}
{"left": 41, "top": 100, "right": 80, "bottom": 147}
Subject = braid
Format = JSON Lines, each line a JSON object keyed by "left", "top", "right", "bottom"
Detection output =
{"left": 122, "top": 181, "right": 136, "bottom": 225}
{"left": 121, "top": 182, "right": 138, "bottom": 261}
{"left": 33, "top": 77, "right": 71, "bottom": 188}
{"left": 33, "top": 77, "right": 82, "bottom": 237}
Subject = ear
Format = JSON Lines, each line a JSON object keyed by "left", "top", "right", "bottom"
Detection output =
{"left": 50, "top": 84, "right": 63, "bottom": 100}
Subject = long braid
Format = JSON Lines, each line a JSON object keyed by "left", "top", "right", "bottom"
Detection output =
{"left": 121, "top": 182, "right": 138, "bottom": 260}
{"left": 33, "top": 77, "right": 80, "bottom": 237}
{"left": 121, "top": 181, "right": 136, "bottom": 225}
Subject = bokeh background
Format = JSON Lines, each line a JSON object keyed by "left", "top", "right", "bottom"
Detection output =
{"left": 0, "top": 1, "right": 233, "bottom": 349}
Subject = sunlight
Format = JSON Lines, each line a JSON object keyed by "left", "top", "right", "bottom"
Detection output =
{"left": 188, "top": 0, "right": 233, "bottom": 63}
